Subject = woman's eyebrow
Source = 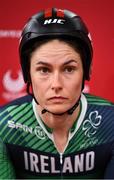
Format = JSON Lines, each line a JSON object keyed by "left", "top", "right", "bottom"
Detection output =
{"left": 63, "top": 59, "right": 78, "bottom": 66}
{"left": 36, "top": 61, "right": 51, "bottom": 66}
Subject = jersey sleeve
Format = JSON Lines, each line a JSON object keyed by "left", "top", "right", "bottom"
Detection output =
{"left": 0, "top": 138, "right": 15, "bottom": 179}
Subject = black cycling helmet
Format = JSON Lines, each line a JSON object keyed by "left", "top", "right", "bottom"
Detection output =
{"left": 19, "top": 8, "right": 93, "bottom": 83}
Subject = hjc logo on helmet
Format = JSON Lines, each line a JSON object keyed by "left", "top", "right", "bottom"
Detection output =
{"left": 44, "top": 9, "right": 65, "bottom": 25}
{"left": 44, "top": 18, "right": 65, "bottom": 25}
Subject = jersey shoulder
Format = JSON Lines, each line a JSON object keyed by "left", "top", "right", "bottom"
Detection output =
{"left": 0, "top": 95, "right": 33, "bottom": 110}
{"left": 0, "top": 95, "right": 34, "bottom": 141}
{"left": 84, "top": 93, "right": 114, "bottom": 106}
{"left": 0, "top": 95, "right": 33, "bottom": 123}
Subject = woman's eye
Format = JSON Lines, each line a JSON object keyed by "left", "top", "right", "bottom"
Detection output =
{"left": 38, "top": 67, "right": 50, "bottom": 74}
{"left": 64, "top": 66, "right": 75, "bottom": 73}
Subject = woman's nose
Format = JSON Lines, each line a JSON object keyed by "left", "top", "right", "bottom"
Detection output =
{"left": 51, "top": 72, "right": 63, "bottom": 91}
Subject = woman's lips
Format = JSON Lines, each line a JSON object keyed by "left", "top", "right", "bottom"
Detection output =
{"left": 48, "top": 96, "right": 68, "bottom": 103}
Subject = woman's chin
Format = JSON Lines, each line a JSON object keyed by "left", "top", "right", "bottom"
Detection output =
{"left": 45, "top": 105, "right": 70, "bottom": 115}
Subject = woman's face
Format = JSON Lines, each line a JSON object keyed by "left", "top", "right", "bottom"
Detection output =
{"left": 30, "top": 39, "right": 83, "bottom": 114}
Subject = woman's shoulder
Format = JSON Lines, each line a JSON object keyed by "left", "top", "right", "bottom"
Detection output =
{"left": 0, "top": 95, "right": 33, "bottom": 113}
{"left": 84, "top": 93, "right": 114, "bottom": 107}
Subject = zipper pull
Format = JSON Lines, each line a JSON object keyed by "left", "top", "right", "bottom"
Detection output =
{"left": 60, "top": 153, "right": 63, "bottom": 164}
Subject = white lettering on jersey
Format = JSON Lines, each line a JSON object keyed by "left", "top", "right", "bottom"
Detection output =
{"left": 74, "top": 152, "right": 95, "bottom": 172}
{"left": 75, "top": 153, "right": 84, "bottom": 172}
{"left": 50, "top": 157, "right": 60, "bottom": 173}
{"left": 40, "top": 155, "right": 49, "bottom": 173}
{"left": 7, "top": 120, "right": 46, "bottom": 139}
{"left": 24, "top": 151, "right": 40, "bottom": 172}
{"left": 44, "top": 18, "right": 65, "bottom": 25}
{"left": 23, "top": 151, "right": 95, "bottom": 174}
{"left": 62, "top": 157, "right": 73, "bottom": 173}
{"left": 30, "top": 152, "right": 39, "bottom": 172}
{"left": 8, "top": 120, "right": 33, "bottom": 134}
{"left": 86, "top": 151, "right": 95, "bottom": 171}
{"left": 24, "top": 151, "right": 29, "bottom": 170}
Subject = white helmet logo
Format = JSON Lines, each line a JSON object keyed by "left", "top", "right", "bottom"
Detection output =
{"left": 44, "top": 18, "right": 65, "bottom": 25}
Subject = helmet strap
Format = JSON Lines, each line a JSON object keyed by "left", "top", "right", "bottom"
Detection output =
{"left": 41, "top": 97, "right": 80, "bottom": 116}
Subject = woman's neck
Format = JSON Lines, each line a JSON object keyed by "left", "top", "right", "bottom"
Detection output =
{"left": 37, "top": 104, "right": 80, "bottom": 133}
{"left": 36, "top": 104, "right": 80, "bottom": 153}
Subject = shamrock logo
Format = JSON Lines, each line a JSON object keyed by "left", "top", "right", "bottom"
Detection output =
{"left": 82, "top": 111, "right": 102, "bottom": 137}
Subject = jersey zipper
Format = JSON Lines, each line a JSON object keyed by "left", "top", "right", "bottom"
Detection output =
{"left": 60, "top": 152, "right": 63, "bottom": 164}
{"left": 57, "top": 134, "right": 72, "bottom": 179}
{"left": 60, "top": 153, "right": 63, "bottom": 179}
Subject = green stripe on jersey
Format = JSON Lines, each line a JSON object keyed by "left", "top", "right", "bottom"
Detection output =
{"left": 85, "top": 93, "right": 114, "bottom": 105}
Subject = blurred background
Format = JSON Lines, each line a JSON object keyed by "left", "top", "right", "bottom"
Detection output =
{"left": 0, "top": 0, "right": 114, "bottom": 105}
